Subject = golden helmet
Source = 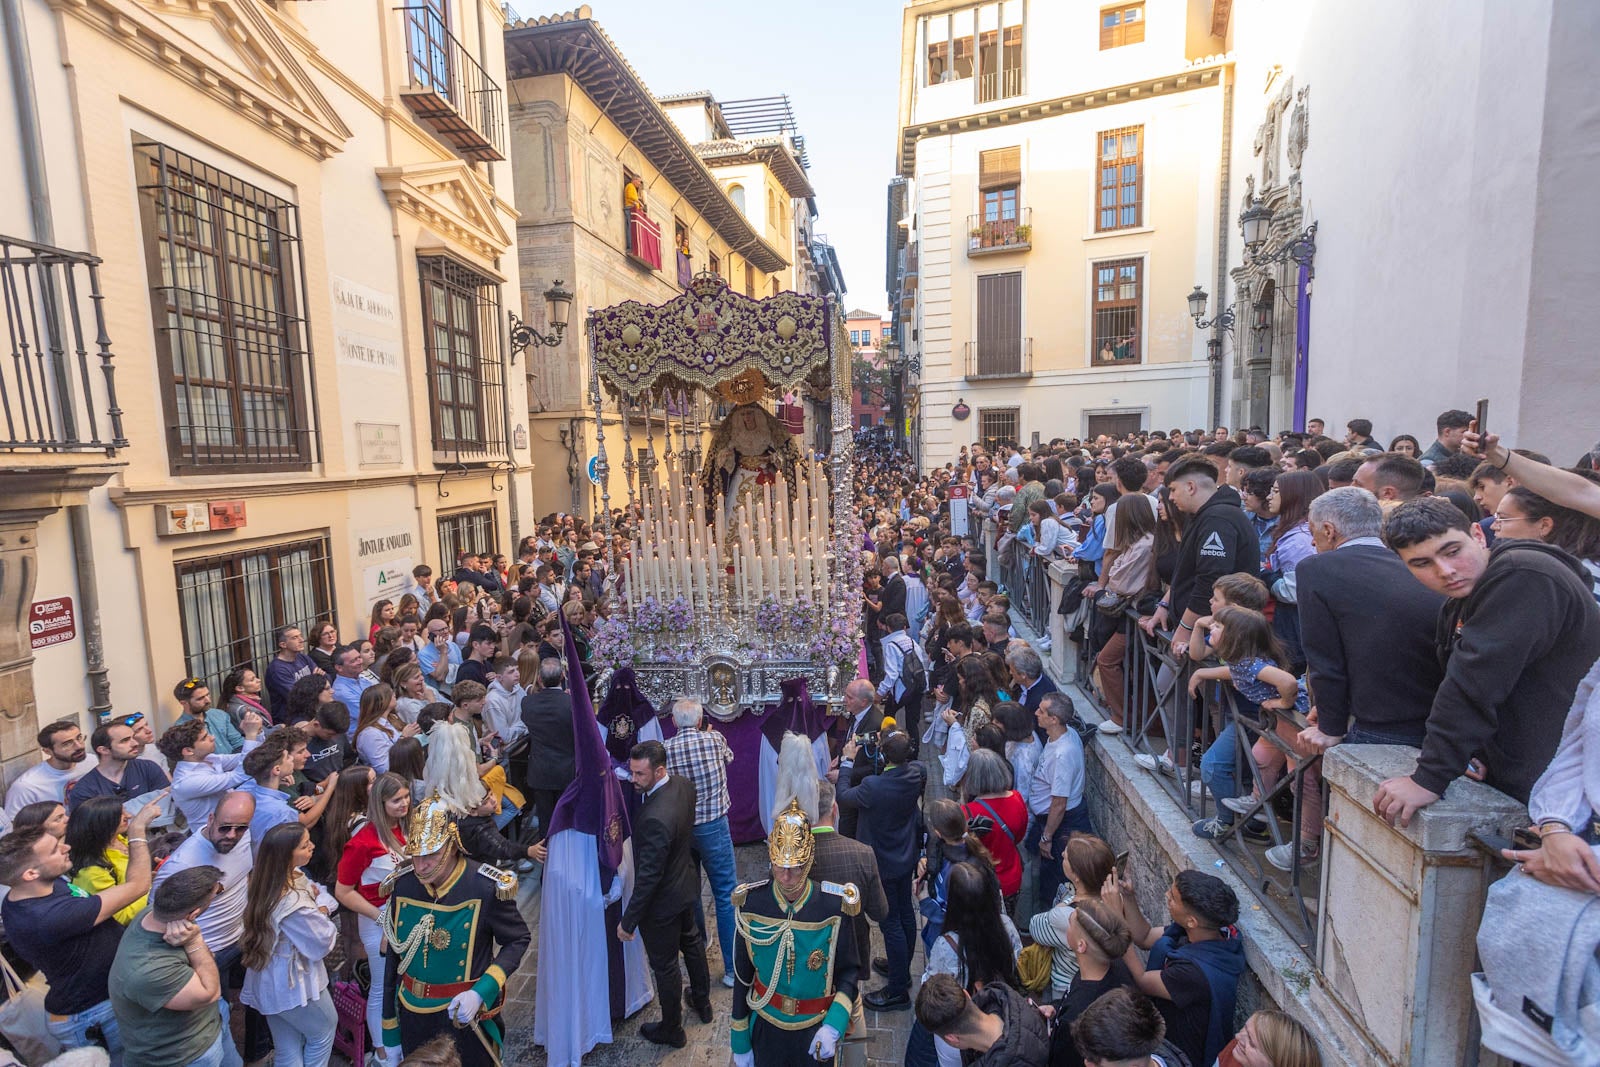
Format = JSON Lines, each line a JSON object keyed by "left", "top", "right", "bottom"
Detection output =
{"left": 768, "top": 797, "right": 815, "bottom": 872}
{"left": 404, "top": 790, "right": 463, "bottom": 857}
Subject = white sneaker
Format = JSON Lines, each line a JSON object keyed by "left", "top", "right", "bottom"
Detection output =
{"left": 1221, "top": 795, "right": 1259, "bottom": 816}
{"left": 722, "top": 972, "right": 736, "bottom": 989}
{"left": 1096, "top": 720, "right": 1124, "bottom": 735}
{"left": 1265, "top": 842, "right": 1319, "bottom": 871}
{"left": 1133, "top": 753, "right": 1175, "bottom": 776}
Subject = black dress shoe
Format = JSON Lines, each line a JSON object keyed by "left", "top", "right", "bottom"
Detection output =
{"left": 871, "top": 956, "right": 888, "bottom": 976}
{"left": 639, "top": 1021, "right": 688, "bottom": 1048}
{"left": 684, "top": 989, "right": 713, "bottom": 1024}
{"left": 864, "top": 988, "right": 911, "bottom": 1012}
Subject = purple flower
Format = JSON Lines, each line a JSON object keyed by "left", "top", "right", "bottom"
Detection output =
{"left": 754, "top": 596, "right": 785, "bottom": 634}
{"left": 665, "top": 595, "right": 694, "bottom": 632}
{"left": 634, "top": 596, "right": 666, "bottom": 633}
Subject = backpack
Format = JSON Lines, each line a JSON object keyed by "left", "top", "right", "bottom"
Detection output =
{"left": 1474, "top": 860, "right": 1600, "bottom": 1066}
{"left": 894, "top": 632, "right": 928, "bottom": 700}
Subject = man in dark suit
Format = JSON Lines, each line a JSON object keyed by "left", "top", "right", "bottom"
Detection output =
{"left": 837, "top": 731, "right": 925, "bottom": 1011}
{"left": 619, "top": 739, "right": 710, "bottom": 1048}
{"left": 1291, "top": 487, "right": 1445, "bottom": 754}
{"left": 832, "top": 680, "right": 883, "bottom": 839}
{"left": 520, "top": 657, "right": 575, "bottom": 845}
{"left": 877, "top": 556, "right": 907, "bottom": 639}
{"left": 1008, "top": 644, "right": 1058, "bottom": 743}
{"left": 813, "top": 780, "right": 887, "bottom": 978}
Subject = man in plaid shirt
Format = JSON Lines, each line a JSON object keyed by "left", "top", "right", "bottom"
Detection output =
{"left": 665, "top": 697, "right": 739, "bottom": 987}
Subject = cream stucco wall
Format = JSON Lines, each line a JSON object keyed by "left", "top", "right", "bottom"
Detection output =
{"left": 1220, "top": 0, "right": 1600, "bottom": 456}
{"left": 2, "top": 0, "right": 527, "bottom": 741}
{"left": 899, "top": 0, "right": 1224, "bottom": 465}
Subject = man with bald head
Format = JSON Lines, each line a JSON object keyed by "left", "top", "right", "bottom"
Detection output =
{"left": 154, "top": 791, "right": 256, "bottom": 972}
{"left": 833, "top": 680, "right": 883, "bottom": 840}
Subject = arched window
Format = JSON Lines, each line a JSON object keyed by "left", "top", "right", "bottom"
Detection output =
{"left": 767, "top": 188, "right": 777, "bottom": 223}
{"left": 728, "top": 183, "right": 746, "bottom": 214}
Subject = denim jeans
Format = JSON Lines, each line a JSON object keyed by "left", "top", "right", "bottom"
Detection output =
{"left": 189, "top": 1014, "right": 245, "bottom": 1067}
{"left": 46, "top": 998, "right": 121, "bottom": 1066}
{"left": 1200, "top": 721, "right": 1242, "bottom": 822}
{"left": 1036, "top": 804, "right": 1092, "bottom": 910}
{"left": 690, "top": 815, "right": 738, "bottom": 971}
{"left": 263, "top": 988, "right": 337, "bottom": 1067}
{"left": 1344, "top": 725, "right": 1425, "bottom": 747}
{"left": 881, "top": 872, "right": 918, "bottom": 997}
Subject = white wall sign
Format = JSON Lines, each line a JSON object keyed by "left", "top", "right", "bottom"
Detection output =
{"left": 363, "top": 558, "right": 413, "bottom": 608}
{"left": 356, "top": 526, "right": 415, "bottom": 560}
{"left": 357, "top": 422, "right": 404, "bottom": 467}
{"left": 336, "top": 329, "right": 401, "bottom": 373}
{"left": 331, "top": 276, "right": 398, "bottom": 325}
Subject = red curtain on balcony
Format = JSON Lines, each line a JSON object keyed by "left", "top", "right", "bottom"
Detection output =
{"left": 628, "top": 209, "right": 663, "bottom": 271}
{"left": 776, "top": 402, "right": 806, "bottom": 436}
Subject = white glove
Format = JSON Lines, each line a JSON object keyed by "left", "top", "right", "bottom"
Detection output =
{"left": 379, "top": 1044, "right": 403, "bottom": 1067}
{"left": 447, "top": 989, "right": 484, "bottom": 1025}
{"left": 601, "top": 875, "right": 624, "bottom": 907}
{"left": 808, "top": 1023, "right": 840, "bottom": 1061}
{"left": 733, "top": 1053, "right": 754, "bottom": 1067}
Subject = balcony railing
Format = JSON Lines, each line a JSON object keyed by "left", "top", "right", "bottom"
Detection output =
{"left": 676, "top": 250, "right": 694, "bottom": 288}
{"left": 964, "top": 337, "right": 1032, "bottom": 380}
{"left": 399, "top": 5, "right": 506, "bottom": 162}
{"left": 968, "top": 208, "right": 1032, "bottom": 255}
{"left": 0, "top": 236, "right": 126, "bottom": 454}
{"left": 627, "top": 209, "right": 663, "bottom": 272}
{"left": 977, "top": 65, "right": 1024, "bottom": 104}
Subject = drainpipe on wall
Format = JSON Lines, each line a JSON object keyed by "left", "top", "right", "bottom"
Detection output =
{"left": 5, "top": 0, "right": 114, "bottom": 716}
{"left": 1213, "top": 64, "right": 1234, "bottom": 430}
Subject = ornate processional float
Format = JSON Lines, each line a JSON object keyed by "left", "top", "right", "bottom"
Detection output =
{"left": 585, "top": 272, "right": 863, "bottom": 719}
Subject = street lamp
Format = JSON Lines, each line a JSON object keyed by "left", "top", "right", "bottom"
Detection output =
{"left": 1186, "top": 285, "right": 1237, "bottom": 336}
{"left": 1207, "top": 337, "right": 1222, "bottom": 364}
{"left": 1240, "top": 197, "right": 1275, "bottom": 251}
{"left": 508, "top": 280, "right": 574, "bottom": 356}
{"left": 1252, "top": 298, "right": 1273, "bottom": 331}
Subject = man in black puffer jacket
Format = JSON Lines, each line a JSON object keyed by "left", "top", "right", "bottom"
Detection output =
{"left": 1375, "top": 498, "right": 1600, "bottom": 827}
{"left": 915, "top": 974, "right": 1051, "bottom": 1067}
{"left": 1158, "top": 456, "right": 1260, "bottom": 660}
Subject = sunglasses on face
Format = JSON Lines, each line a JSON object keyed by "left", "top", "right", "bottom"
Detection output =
{"left": 213, "top": 824, "right": 249, "bottom": 835}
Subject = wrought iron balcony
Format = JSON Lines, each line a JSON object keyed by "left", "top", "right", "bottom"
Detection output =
{"left": 0, "top": 236, "right": 126, "bottom": 454}
{"left": 964, "top": 337, "right": 1033, "bottom": 380}
{"left": 399, "top": 5, "right": 506, "bottom": 162}
{"left": 967, "top": 208, "right": 1032, "bottom": 256}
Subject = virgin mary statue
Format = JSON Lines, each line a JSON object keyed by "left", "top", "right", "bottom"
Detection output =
{"left": 702, "top": 402, "right": 801, "bottom": 518}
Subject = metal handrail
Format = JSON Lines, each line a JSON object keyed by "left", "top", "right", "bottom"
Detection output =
{"left": 0, "top": 235, "right": 125, "bottom": 454}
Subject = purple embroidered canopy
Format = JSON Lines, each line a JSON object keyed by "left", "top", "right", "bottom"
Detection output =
{"left": 589, "top": 272, "right": 849, "bottom": 397}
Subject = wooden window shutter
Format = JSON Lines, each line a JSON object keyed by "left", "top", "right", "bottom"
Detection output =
{"left": 979, "top": 147, "right": 1021, "bottom": 191}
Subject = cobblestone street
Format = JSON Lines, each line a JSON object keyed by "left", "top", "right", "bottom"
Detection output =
{"left": 501, "top": 843, "right": 923, "bottom": 1067}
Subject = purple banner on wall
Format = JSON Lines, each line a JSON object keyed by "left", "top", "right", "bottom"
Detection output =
{"left": 1293, "top": 261, "right": 1311, "bottom": 431}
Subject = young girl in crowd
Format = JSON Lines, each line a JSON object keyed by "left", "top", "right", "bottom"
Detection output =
{"left": 240, "top": 822, "right": 339, "bottom": 1067}
{"left": 66, "top": 794, "right": 153, "bottom": 925}
{"left": 353, "top": 683, "right": 419, "bottom": 775}
{"left": 1220, "top": 1009, "right": 1325, "bottom": 1067}
{"left": 916, "top": 860, "right": 1021, "bottom": 1067}
{"left": 1192, "top": 605, "right": 1321, "bottom": 869}
{"left": 1027, "top": 832, "right": 1118, "bottom": 999}
{"left": 314, "top": 765, "right": 374, "bottom": 886}
{"left": 11, "top": 800, "right": 67, "bottom": 837}
{"left": 335, "top": 771, "right": 410, "bottom": 1052}
{"left": 917, "top": 799, "right": 991, "bottom": 949}
{"left": 1264, "top": 470, "right": 1325, "bottom": 673}
{"left": 368, "top": 598, "right": 396, "bottom": 643}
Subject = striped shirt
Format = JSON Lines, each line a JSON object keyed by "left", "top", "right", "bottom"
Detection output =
{"left": 664, "top": 727, "right": 733, "bottom": 825}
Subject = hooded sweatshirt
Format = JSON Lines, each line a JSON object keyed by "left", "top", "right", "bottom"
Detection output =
{"left": 1415, "top": 539, "right": 1600, "bottom": 802}
{"left": 1168, "top": 485, "right": 1261, "bottom": 619}
{"left": 962, "top": 982, "right": 1051, "bottom": 1067}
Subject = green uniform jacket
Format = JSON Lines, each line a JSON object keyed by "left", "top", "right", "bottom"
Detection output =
{"left": 730, "top": 877, "right": 860, "bottom": 1055}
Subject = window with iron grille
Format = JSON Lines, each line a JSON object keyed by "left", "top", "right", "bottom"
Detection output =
{"left": 136, "top": 142, "right": 316, "bottom": 472}
{"left": 1100, "top": 3, "right": 1145, "bottom": 49}
{"left": 176, "top": 537, "right": 334, "bottom": 690}
{"left": 978, "top": 407, "right": 1019, "bottom": 449}
{"left": 438, "top": 507, "right": 498, "bottom": 573}
{"left": 1096, "top": 127, "right": 1143, "bottom": 232}
{"left": 1092, "top": 258, "right": 1142, "bottom": 365}
{"left": 419, "top": 256, "right": 506, "bottom": 459}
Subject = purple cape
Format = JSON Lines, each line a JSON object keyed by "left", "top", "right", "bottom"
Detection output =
{"left": 549, "top": 613, "right": 630, "bottom": 888}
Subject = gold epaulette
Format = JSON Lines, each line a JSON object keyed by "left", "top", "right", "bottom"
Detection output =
{"left": 820, "top": 880, "right": 861, "bottom": 917}
{"left": 732, "top": 879, "right": 768, "bottom": 908}
{"left": 477, "top": 862, "right": 518, "bottom": 901}
{"left": 379, "top": 862, "right": 413, "bottom": 898}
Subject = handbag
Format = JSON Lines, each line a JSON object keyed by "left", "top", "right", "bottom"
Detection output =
{"left": 0, "top": 955, "right": 62, "bottom": 1065}
{"left": 1095, "top": 589, "right": 1131, "bottom": 617}
{"left": 997, "top": 531, "right": 1018, "bottom": 567}
{"left": 1015, "top": 941, "right": 1053, "bottom": 996}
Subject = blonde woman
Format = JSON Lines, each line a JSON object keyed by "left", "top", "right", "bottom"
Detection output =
{"left": 391, "top": 662, "right": 439, "bottom": 725}
{"left": 1223, "top": 1010, "right": 1323, "bottom": 1067}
